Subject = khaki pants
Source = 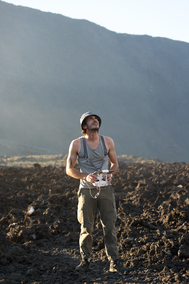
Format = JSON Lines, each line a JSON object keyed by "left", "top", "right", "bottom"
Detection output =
{"left": 77, "top": 185, "right": 118, "bottom": 261}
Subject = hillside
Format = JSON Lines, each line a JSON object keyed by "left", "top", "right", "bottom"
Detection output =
{"left": 0, "top": 1, "right": 189, "bottom": 162}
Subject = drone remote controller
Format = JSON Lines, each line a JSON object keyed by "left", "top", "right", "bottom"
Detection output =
{"left": 92, "top": 170, "right": 113, "bottom": 187}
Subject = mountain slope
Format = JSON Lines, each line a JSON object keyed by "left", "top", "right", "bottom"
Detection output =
{"left": 0, "top": 0, "right": 189, "bottom": 162}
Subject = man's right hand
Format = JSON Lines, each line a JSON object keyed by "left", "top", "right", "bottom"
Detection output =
{"left": 86, "top": 172, "right": 98, "bottom": 184}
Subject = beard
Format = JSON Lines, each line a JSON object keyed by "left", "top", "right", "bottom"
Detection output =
{"left": 91, "top": 127, "right": 99, "bottom": 131}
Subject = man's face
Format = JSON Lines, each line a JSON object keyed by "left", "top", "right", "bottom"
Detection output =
{"left": 85, "top": 115, "right": 99, "bottom": 131}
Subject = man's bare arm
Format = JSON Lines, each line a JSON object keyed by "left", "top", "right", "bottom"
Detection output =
{"left": 104, "top": 137, "right": 119, "bottom": 176}
{"left": 66, "top": 139, "right": 87, "bottom": 180}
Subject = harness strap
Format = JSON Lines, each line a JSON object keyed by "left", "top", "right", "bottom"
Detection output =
{"left": 83, "top": 136, "right": 88, "bottom": 159}
{"left": 100, "top": 135, "right": 108, "bottom": 156}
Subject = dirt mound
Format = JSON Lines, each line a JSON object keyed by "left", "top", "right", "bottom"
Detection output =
{"left": 0, "top": 162, "right": 189, "bottom": 283}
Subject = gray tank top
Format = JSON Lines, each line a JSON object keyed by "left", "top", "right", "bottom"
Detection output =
{"left": 78, "top": 135, "right": 109, "bottom": 188}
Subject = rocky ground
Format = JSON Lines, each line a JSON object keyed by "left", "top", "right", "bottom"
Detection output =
{"left": 0, "top": 161, "right": 189, "bottom": 283}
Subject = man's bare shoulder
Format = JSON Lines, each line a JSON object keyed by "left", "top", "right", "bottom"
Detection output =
{"left": 103, "top": 136, "right": 114, "bottom": 144}
{"left": 72, "top": 137, "right": 81, "bottom": 144}
{"left": 103, "top": 136, "right": 114, "bottom": 149}
{"left": 69, "top": 137, "right": 81, "bottom": 152}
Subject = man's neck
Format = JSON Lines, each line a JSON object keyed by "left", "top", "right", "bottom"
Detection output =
{"left": 84, "top": 131, "right": 99, "bottom": 142}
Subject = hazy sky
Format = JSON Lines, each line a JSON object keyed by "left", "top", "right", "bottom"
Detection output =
{"left": 3, "top": 0, "right": 189, "bottom": 43}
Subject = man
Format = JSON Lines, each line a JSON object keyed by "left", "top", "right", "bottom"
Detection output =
{"left": 66, "top": 111, "right": 119, "bottom": 272}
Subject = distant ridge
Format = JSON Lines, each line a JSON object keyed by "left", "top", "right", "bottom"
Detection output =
{"left": 0, "top": 154, "right": 163, "bottom": 168}
{"left": 0, "top": 1, "right": 189, "bottom": 162}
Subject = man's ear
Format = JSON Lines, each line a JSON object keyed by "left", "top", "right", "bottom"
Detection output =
{"left": 83, "top": 123, "right": 87, "bottom": 129}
